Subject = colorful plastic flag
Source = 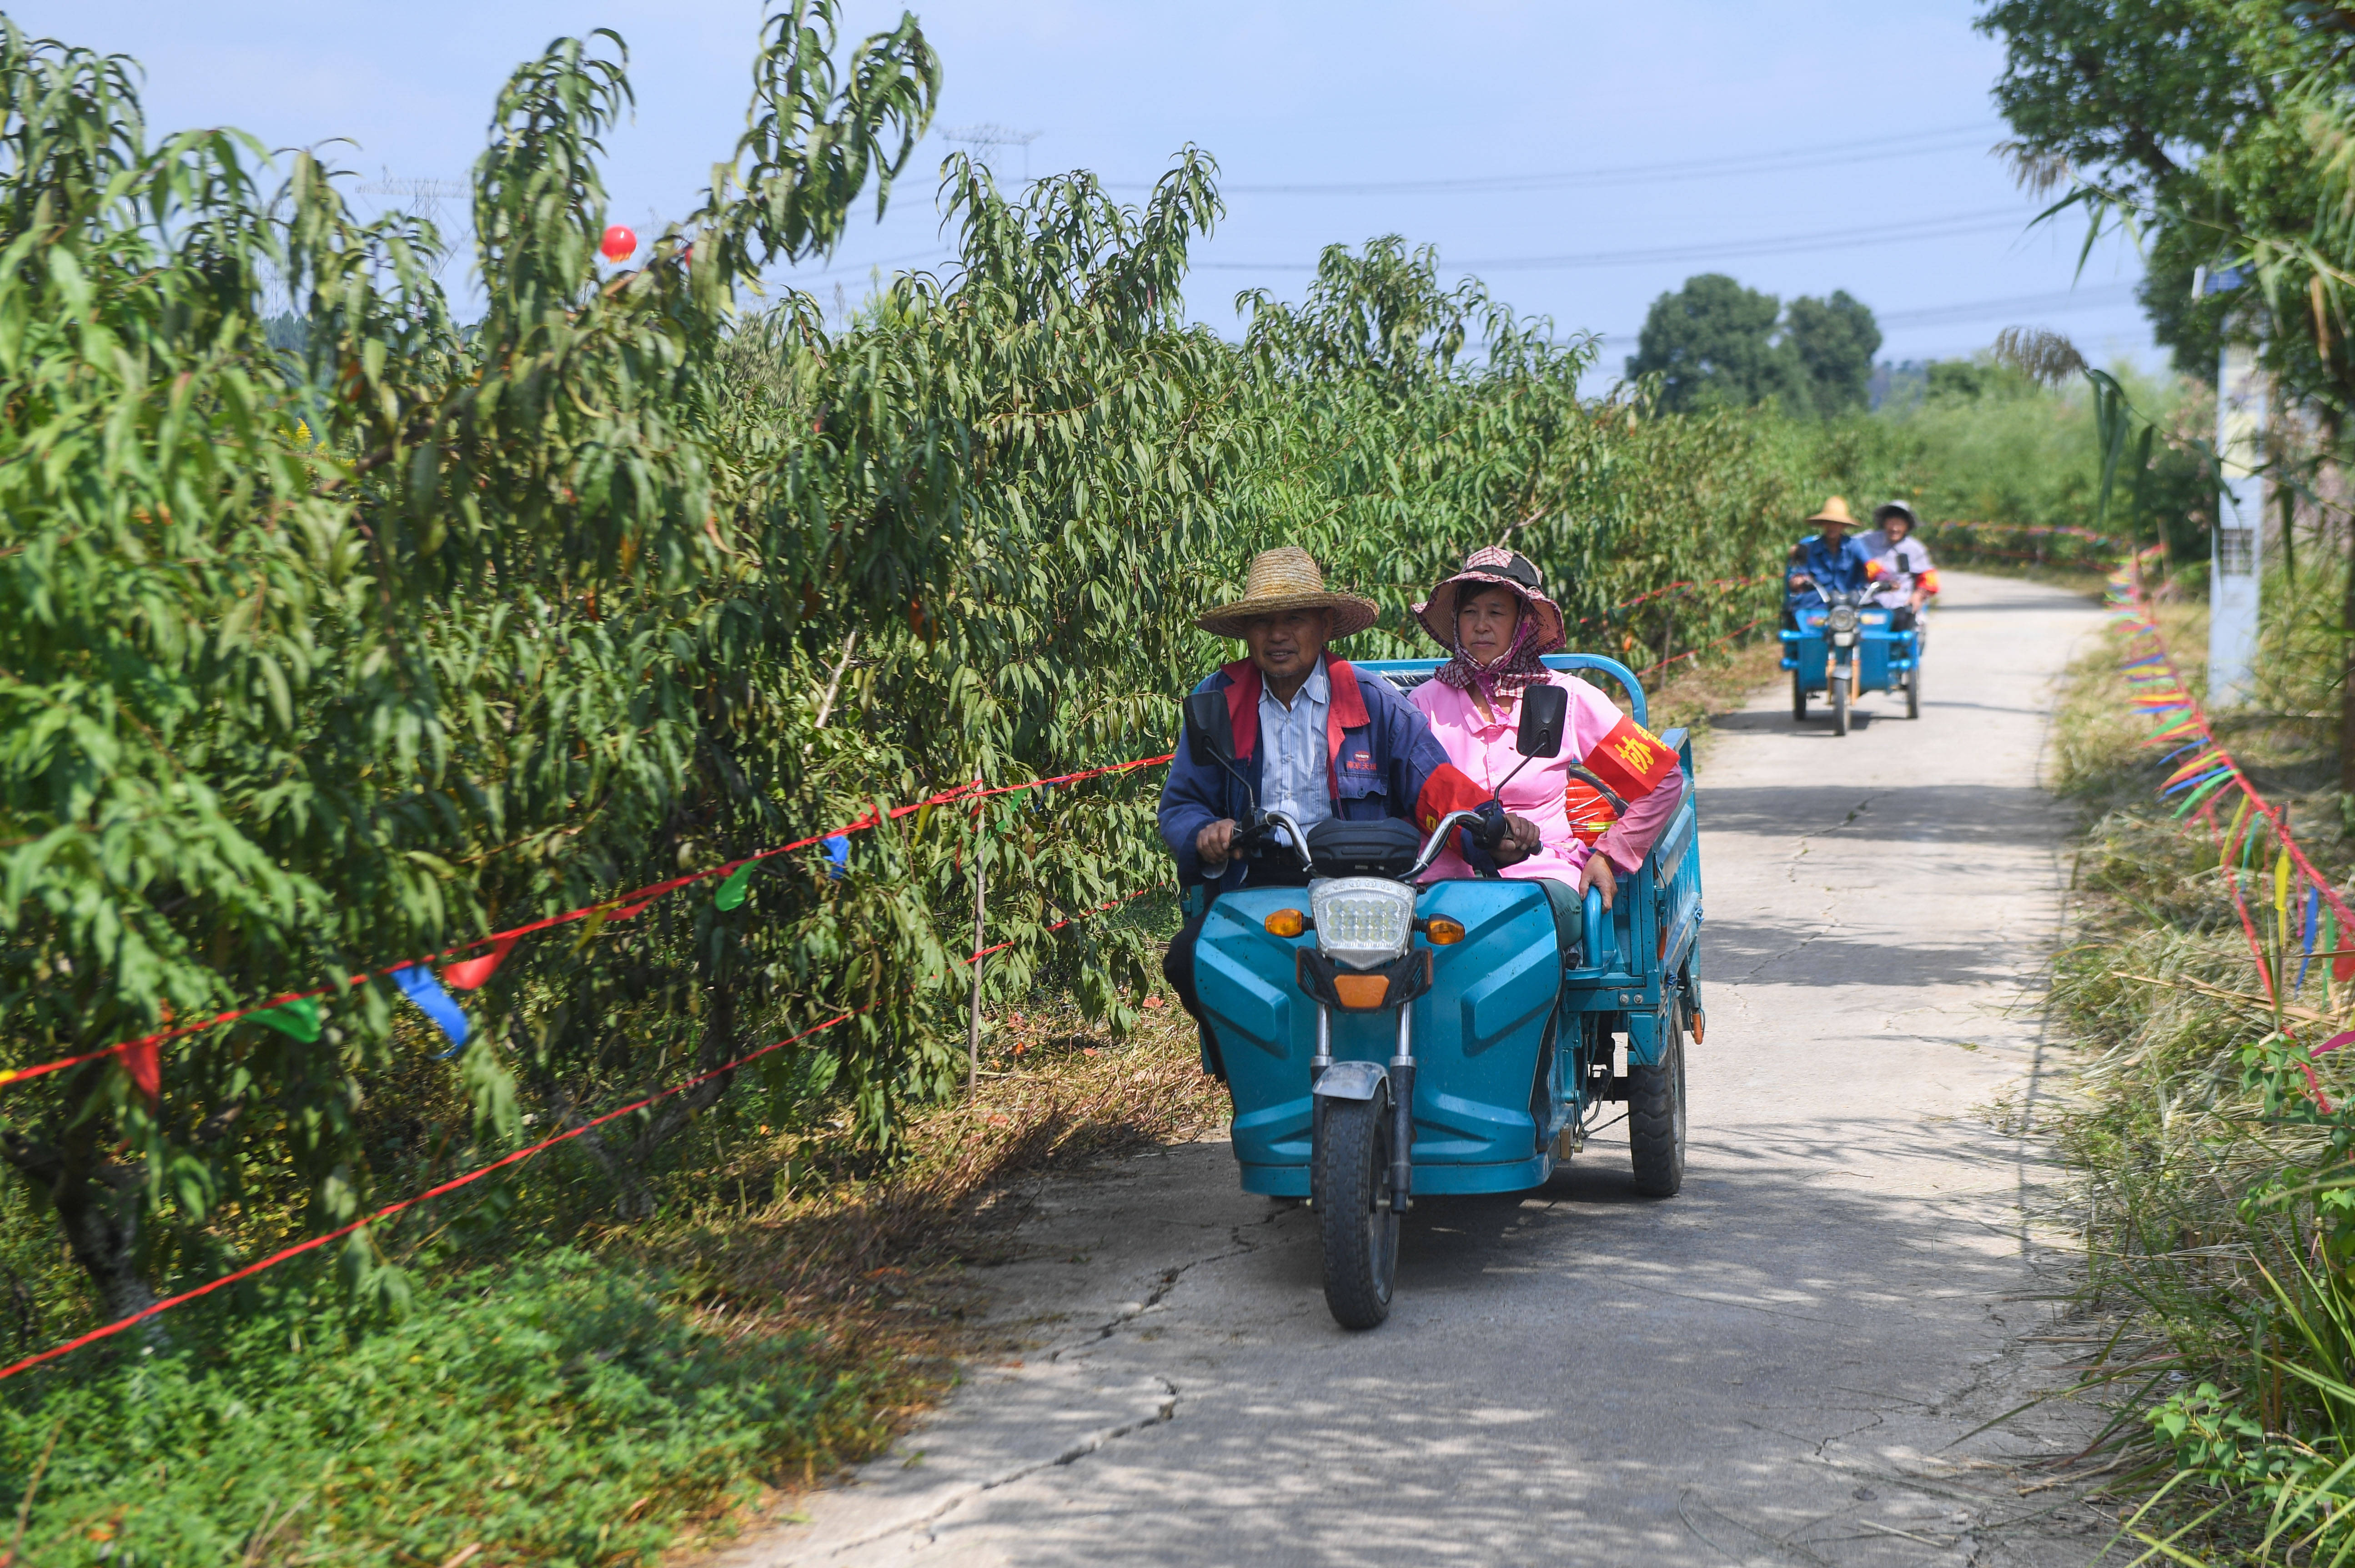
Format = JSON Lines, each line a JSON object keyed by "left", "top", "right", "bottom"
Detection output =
{"left": 442, "top": 937, "right": 516, "bottom": 991}
{"left": 2277, "top": 849, "right": 2295, "bottom": 949}
{"left": 249, "top": 997, "right": 322, "bottom": 1042}
{"left": 2300, "top": 886, "right": 2322, "bottom": 994}
{"left": 117, "top": 1040, "right": 160, "bottom": 1103}
{"left": 391, "top": 965, "right": 470, "bottom": 1056}
{"left": 823, "top": 834, "right": 849, "bottom": 881}
{"left": 715, "top": 861, "right": 757, "bottom": 910}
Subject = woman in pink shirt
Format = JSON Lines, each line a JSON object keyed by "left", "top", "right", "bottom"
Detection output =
{"left": 1409, "top": 548, "right": 1687, "bottom": 934}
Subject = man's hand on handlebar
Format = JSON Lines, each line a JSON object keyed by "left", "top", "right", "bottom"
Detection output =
{"left": 1196, "top": 819, "right": 1238, "bottom": 869}
{"left": 1580, "top": 852, "right": 1618, "bottom": 910}
{"left": 1491, "top": 812, "right": 1543, "bottom": 865}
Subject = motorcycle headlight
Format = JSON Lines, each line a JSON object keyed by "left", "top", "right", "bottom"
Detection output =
{"left": 1311, "top": 878, "right": 1417, "bottom": 970}
{"left": 1826, "top": 604, "right": 1859, "bottom": 634}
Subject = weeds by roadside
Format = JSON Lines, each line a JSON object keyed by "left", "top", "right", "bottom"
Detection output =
{"left": 2048, "top": 585, "right": 2355, "bottom": 1563}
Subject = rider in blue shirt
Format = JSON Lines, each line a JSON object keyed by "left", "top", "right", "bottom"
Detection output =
{"left": 1786, "top": 496, "right": 1873, "bottom": 603}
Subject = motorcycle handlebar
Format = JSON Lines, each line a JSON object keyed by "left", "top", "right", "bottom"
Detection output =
{"left": 1409, "top": 807, "right": 1501, "bottom": 878}
{"left": 1232, "top": 809, "right": 1315, "bottom": 874}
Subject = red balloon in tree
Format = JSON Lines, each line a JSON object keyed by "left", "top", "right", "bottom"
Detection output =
{"left": 599, "top": 225, "right": 636, "bottom": 262}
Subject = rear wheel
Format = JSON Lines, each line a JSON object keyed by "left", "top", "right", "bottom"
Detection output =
{"left": 1316, "top": 1091, "right": 1399, "bottom": 1329}
{"left": 1831, "top": 669, "right": 1850, "bottom": 736}
{"left": 1906, "top": 659, "right": 1922, "bottom": 719}
{"left": 1629, "top": 1003, "right": 1688, "bottom": 1197}
{"left": 1791, "top": 672, "right": 1808, "bottom": 721}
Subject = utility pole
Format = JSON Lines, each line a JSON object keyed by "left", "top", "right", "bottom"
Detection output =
{"left": 2205, "top": 264, "right": 2266, "bottom": 707}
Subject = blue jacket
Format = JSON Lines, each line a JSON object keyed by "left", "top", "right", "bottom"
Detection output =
{"left": 1158, "top": 657, "right": 1486, "bottom": 891}
{"left": 1788, "top": 532, "right": 1873, "bottom": 595}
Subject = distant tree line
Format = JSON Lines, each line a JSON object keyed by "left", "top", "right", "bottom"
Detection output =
{"left": 1625, "top": 273, "right": 1883, "bottom": 417}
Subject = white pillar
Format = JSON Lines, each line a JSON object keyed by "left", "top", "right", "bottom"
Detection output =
{"left": 2211, "top": 337, "right": 2265, "bottom": 705}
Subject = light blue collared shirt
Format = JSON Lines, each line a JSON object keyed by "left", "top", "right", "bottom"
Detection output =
{"left": 1258, "top": 657, "right": 1333, "bottom": 840}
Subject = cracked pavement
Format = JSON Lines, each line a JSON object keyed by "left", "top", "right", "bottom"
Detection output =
{"left": 715, "top": 571, "right": 2111, "bottom": 1567}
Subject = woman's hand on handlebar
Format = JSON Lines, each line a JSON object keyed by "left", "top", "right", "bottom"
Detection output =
{"left": 1580, "top": 852, "right": 1618, "bottom": 910}
{"left": 1196, "top": 819, "right": 1238, "bottom": 869}
{"left": 1491, "top": 813, "right": 1543, "bottom": 864}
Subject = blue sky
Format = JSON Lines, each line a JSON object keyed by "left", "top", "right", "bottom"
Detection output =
{"left": 29, "top": 0, "right": 2159, "bottom": 382}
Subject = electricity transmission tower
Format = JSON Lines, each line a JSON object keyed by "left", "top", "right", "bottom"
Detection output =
{"left": 357, "top": 171, "right": 469, "bottom": 276}
{"left": 941, "top": 124, "right": 1043, "bottom": 183}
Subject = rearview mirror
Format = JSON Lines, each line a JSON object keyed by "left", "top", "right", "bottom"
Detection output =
{"left": 1185, "top": 690, "right": 1237, "bottom": 764}
{"left": 1516, "top": 683, "right": 1568, "bottom": 759}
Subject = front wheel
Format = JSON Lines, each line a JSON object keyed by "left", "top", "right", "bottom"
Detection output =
{"left": 1906, "top": 660, "right": 1922, "bottom": 719}
{"left": 1831, "top": 668, "right": 1850, "bottom": 736}
{"left": 1629, "top": 1002, "right": 1688, "bottom": 1197}
{"left": 1791, "top": 671, "right": 1808, "bottom": 722}
{"left": 1315, "top": 1091, "right": 1399, "bottom": 1329}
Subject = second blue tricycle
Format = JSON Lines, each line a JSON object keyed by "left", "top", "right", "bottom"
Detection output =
{"left": 1780, "top": 588, "right": 1922, "bottom": 735}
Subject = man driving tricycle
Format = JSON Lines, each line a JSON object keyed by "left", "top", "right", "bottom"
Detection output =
{"left": 1159, "top": 546, "right": 1705, "bottom": 1329}
{"left": 1781, "top": 497, "right": 1928, "bottom": 732}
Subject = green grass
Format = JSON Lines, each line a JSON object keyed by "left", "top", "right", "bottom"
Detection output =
{"left": 0, "top": 1250, "right": 893, "bottom": 1567}
{"left": 0, "top": 1005, "right": 1225, "bottom": 1567}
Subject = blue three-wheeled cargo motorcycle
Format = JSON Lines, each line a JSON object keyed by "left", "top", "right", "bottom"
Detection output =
{"left": 1178, "top": 655, "right": 1704, "bottom": 1328}
{"left": 1780, "top": 587, "right": 1923, "bottom": 735}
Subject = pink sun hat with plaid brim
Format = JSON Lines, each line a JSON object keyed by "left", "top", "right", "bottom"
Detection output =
{"left": 1412, "top": 547, "right": 1568, "bottom": 655}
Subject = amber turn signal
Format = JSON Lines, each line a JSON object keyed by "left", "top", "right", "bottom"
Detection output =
{"left": 1424, "top": 917, "right": 1466, "bottom": 945}
{"left": 1331, "top": 973, "right": 1390, "bottom": 1009}
{"left": 1263, "top": 908, "right": 1306, "bottom": 938}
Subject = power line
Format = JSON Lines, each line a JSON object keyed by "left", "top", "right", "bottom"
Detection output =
{"left": 1198, "top": 206, "right": 2041, "bottom": 273}
{"left": 1102, "top": 121, "right": 2002, "bottom": 196}
{"left": 780, "top": 245, "right": 959, "bottom": 278}
{"left": 1873, "top": 281, "right": 2142, "bottom": 329}
{"left": 1591, "top": 282, "right": 2148, "bottom": 347}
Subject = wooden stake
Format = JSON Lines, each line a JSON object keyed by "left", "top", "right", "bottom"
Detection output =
{"left": 813, "top": 629, "right": 858, "bottom": 731}
{"left": 967, "top": 814, "right": 986, "bottom": 1098}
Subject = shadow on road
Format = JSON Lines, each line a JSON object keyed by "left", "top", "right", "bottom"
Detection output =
{"left": 928, "top": 1129, "right": 2081, "bottom": 1568}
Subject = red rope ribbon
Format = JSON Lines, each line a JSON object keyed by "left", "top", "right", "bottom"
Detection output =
{"left": 1, "top": 754, "right": 1174, "bottom": 1096}
{"left": 0, "top": 868, "right": 1173, "bottom": 1381}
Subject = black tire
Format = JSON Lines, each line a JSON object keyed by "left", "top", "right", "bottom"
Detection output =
{"left": 1831, "top": 670, "right": 1849, "bottom": 736}
{"left": 1906, "top": 661, "right": 1921, "bottom": 719}
{"left": 1791, "top": 671, "right": 1808, "bottom": 721}
{"left": 1629, "top": 1003, "right": 1688, "bottom": 1198}
{"left": 1315, "top": 1091, "right": 1399, "bottom": 1329}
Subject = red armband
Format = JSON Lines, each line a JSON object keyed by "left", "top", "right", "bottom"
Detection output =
{"left": 1583, "top": 715, "right": 1679, "bottom": 801}
{"left": 1414, "top": 761, "right": 1489, "bottom": 831}
{"left": 1863, "top": 559, "right": 1886, "bottom": 581}
{"left": 1918, "top": 568, "right": 1940, "bottom": 594}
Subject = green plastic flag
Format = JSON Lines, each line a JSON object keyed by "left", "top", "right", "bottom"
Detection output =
{"left": 714, "top": 862, "right": 756, "bottom": 911}
{"left": 249, "top": 997, "right": 322, "bottom": 1042}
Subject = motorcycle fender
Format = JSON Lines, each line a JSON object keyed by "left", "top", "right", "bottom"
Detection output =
{"left": 1313, "top": 1060, "right": 1388, "bottom": 1102}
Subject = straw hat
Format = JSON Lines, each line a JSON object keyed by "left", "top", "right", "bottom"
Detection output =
{"left": 1195, "top": 547, "right": 1381, "bottom": 639}
{"left": 1411, "top": 546, "right": 1567, "bottom": 655}
{"left": 1807, "top": 496, "right": 1861, "bottom": 528}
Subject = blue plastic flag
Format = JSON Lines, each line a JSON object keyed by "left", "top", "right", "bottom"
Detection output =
{"left": 392, "top": 964, "right": 471, "bottom": 1057}
{"left": 2300, "top": 886, "right": 2323, "bottom": 995}
{"left": 823, "top": 834, "right": 849, "bottom": 881}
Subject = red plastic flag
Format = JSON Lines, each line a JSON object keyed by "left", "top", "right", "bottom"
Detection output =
{"left": 118, "top": 1040, "right": 160, "bottom": 1103}
{"left": 442, "top": 936, "right": 517, "bottom": 991}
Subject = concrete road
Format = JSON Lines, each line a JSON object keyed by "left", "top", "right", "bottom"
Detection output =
{"left": 721, "top": 570, "right": 2110, "bottom": 1568}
